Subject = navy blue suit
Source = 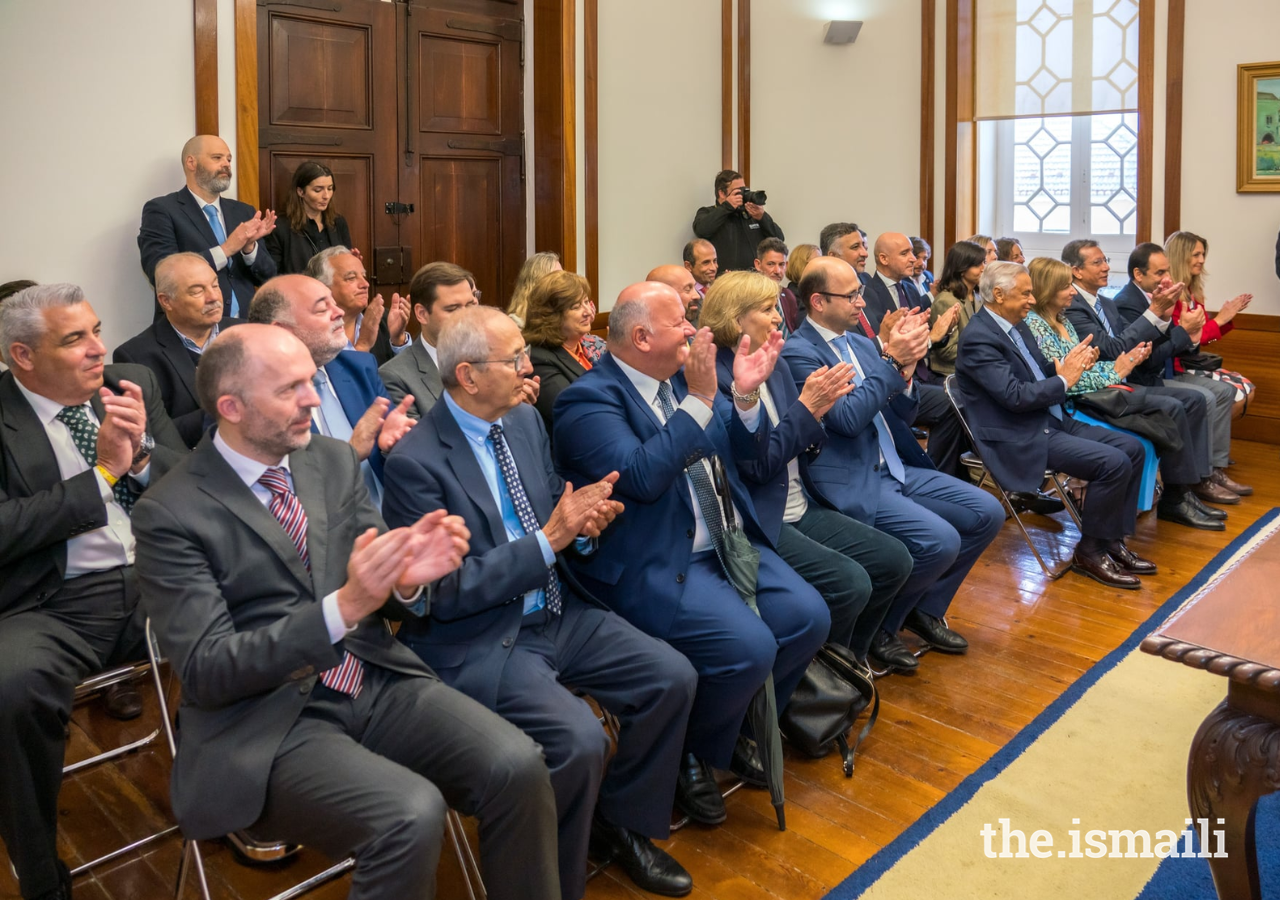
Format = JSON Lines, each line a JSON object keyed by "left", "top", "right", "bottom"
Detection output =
{"left": 552, "top": 354, "right": 828, "bottom": 768}
{"left": 319, "top": 349, "right": 389, "bottom": 485}
{"left": 955, "top": 307, "right": 1144, "bottom": 541}
{"left": 781, "top": 321, "right": 1003, "bottom": 634}
{"left": 1110, "top": 281, "right": 1196, "bottom": 385}
{"left": 863, "top": 272, "right": 930, "bottom": 335}
{"left": 384, "top": 399, "right": 695, "bottom": 899}
{"left": 138, "top": 188, "right": 276, "bottom": 320}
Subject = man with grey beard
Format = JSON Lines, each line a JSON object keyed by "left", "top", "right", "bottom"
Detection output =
{"left": 139, "top": 134, "right": 278, "bottom": 321}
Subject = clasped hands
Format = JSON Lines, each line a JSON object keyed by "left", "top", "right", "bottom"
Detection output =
{"left": 221, "top": 209, "right": 278, "bottom": 257}
{"left": 97, "top": 380, "right": 151, "bottom": 478}
{"left": 1113, "top": 341, "right": 1153, "bottom": 378}
{"left": 542, "top": 471, "right": 624, "bottom": 552}
{"left": 1053, "top": 334, "right": 1100, "bottom": 388}
{"left": 879, "top": 309, "right": 931, "bottom": 378}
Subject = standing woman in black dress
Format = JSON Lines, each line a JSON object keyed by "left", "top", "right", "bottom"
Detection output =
{"left": 264, "top": 161, "right": 355, "bottom": 274}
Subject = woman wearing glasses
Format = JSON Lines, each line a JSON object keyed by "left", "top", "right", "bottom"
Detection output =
{"left": 523, "top": 270, "right": 605, "bottom": 431}
{"left": 264, "top": 161, "right": 354, "bottom": 274}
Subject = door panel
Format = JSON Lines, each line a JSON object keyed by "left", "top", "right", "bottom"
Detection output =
{"left": 418, "top": 156, "right": 503, "bottom": 291}
{"left": 267, "top": 17, "right": 373, "bottom": 128}
{"left": 418, "top": 34, "right": 502, "bottom": 134}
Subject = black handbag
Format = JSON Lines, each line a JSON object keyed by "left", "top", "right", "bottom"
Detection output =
{"left": 779, "top": 642, "right": 879, "bottom": 777}
{"left": 1069, "top": 385, "right": 1184, "bottom": 455}
{"left": 1178, "top": 350, "right": 1224, "bottom": 373}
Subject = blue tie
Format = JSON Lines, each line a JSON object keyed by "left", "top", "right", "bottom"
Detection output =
{"left": 488, "top": 423, "right": 561, "bottom": 615}
{"left": 202, "top": 203, "right": 239, "bottom": 317}
{"left": 895, "top": 282, "right": 913, "bottom": 311}
{"left": 313, "top": 368, "right": 383, "bottom": 508}
{"left": 1093, "top": 298, "right": 1116, "bottom": 337}
{"left": 1008, "top": 327, "right": 1064, "bottom": 421}
{"left": 835, "top": 336, "right": 906, "bottom": 483}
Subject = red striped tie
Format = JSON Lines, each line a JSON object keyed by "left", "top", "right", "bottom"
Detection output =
{"left": 258, "top": 467, "right": 363, "bottom": 698}
{"left": 857, "top": 309, "right": 877, "bottom": 341}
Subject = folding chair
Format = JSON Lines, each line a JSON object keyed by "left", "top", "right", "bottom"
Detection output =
{"left": 943, "top": 375, "right": 1083, "bottom": 578}
{"left": 142, "top": 619, "right": 486, "bottom": 900}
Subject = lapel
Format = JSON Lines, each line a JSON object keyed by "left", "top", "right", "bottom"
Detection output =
{"left": 431, "top": 401, "right": 509, "bottom": 549}
{"left": 413, "top": 340, "right": 443, "bottom": 400}
{"left": 154, "top": 320, "right": 201, "bottom": 407}
{"left": 191, "top": 438, "right": 315, "bottom": 593}
{"left": 0, "top": 374, "right": 61, "bottom": 495}
{"left": 324, "top": 356, "right": 365, "bottom": 426}
{"left": 795, "top": 320, "right": 842, "bottom": 368}
{"left": 550, "top": 345, "right": 586, "bottom": 380}
{"left": 174, "top": 187, "right": 219, "bottom": 246}
{"left": 974, "top": 307, "right": 1034, "bottom": 379}
{"left": 503, "top": 413, "right": 555, "bottom": 523}
{"left": 599, "top": 354, "right": 664, "bottom": 433}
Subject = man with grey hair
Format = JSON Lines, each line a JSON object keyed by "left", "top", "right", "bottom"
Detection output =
{"left": 139, "top": 134, "right": 278, "bottom": 320}
{"left": 956, "top": 261, "right": 1150, "bottom": 589}
{"left": 247, "top": 274, "right": 414, "bottom": 510}
{"left": 304, "top": 246, "right": 411, "bottom": 365}
{"left": 385, "top": 306, "right": 698, "bottom": 898}
{"left": 0, "top": 284, "right": 186, "bottom": 900}
{"left": 115, "top": 252, "right": 245, "bottom": 447}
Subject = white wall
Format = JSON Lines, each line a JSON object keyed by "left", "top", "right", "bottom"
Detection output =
{"left": 0, "top": 0, "right": 197, "bottom": 353}
{"left": 1179, "top": 0, "right": 1280, "bottom": 315}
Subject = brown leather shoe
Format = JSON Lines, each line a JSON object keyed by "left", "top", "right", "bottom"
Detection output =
{"left": 1108, "top": 540, "right": 1157, "bottom": 575}
{"left": 1212, "top": 467, "right": 1253, "bottom": 497}
{"left": 1192, "top": 478, "right": 1240, "bottom": 505}
{"left": 102, "top": 681, "right": 143, "bottom": 720}
{"left": 1071, "top": 548, "right": 1141, "bottom": 590}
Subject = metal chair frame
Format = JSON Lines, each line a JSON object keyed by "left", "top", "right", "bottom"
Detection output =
{"left": 943, "top": 375, "right": 1083, "bottom": 579}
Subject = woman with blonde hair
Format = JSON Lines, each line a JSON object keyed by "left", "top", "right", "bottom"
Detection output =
{"left": 965, "top": 234, "right": 998, "bottom": 263}
{"left": 522, "top": 269, "right": 604, "bottom": 430}
{"left": 507, "top": 251, "right": 562, "bottom": 328}
{"left": 784, "top": 243, "right": 820, "bottom": 303}
{"left": 699, "top": 271, "right": 913, "bottom": 665}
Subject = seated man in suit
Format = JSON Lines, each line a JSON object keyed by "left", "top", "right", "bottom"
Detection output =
{"left": 133, "top": 324, "right": 559, "bottom": 900}
{"left": 138, "top": 135, "right": 277, "bottom": 320}
{"left": 115, "top": 252, "right": 244, "bottom": 447}
{"left": 384, "top": 307, "right": 698, "bottom": 899}
{"left": 956, "top": 262, "right": 1150, "bottom": 589}
{"left": 0, "top": 283, "right": 187, "bottom": 900}
{"left": 303, "top": 246, "right": 412, "bottom": 366}
{"left": 865, "top": 232, "right": 932, "bottom": 323}
{"left": 553, "top": 282, "right": 829, "bottom": 827}
{"left": 380, "top": 261, "right": 480, "bottom": 419}
{"left": 681, "top": 239, "right": 718, "bottom": 319}
{"left": 752, "top": 237, "right": 800, "bottom": 337}
{"left": 646, "top": 264, "right": 703, "bottom": 323}
{"left": 1111, "top": 242, "right": 1251, "bottom": 500}
{"left": 247, "top": 275, "right": 414, "bottom": 510}
{"left": 781, "top": 257, "right": 1005, "bottom": 671}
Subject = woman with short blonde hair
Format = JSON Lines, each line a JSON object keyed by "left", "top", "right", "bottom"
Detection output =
{"left": 507, "top": 251, "right": 562, "bottom": 328}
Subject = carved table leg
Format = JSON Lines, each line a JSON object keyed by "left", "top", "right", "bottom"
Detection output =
{"left": 1188, "top": 698, "right": 1280, "bottom": 900}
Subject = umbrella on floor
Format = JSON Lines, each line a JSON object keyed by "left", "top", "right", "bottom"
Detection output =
{"left": 710, "top": 457, "right": 786, "bottom": 831}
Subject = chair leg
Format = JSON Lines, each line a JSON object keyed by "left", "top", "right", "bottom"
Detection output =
{"left": 264, "top": 858, "right": 355, "bottom": 900}
{"left": 1049, "top": 473, "right": 1084, "bottom": 528}
{"left": 176, "top": 840, "right": 213, "bottom": 900}
{"left": 445, "top": 810, "right": 486, "bottom": 900}
{"left": 997, "top": 489, "right": 1072, "bottom": 579}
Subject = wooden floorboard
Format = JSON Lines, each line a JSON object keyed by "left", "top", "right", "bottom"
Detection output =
{"left": 2, "top": 439, "right": 1274, "bottom": 899}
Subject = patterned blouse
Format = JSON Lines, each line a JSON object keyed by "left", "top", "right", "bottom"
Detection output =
{"left": 1024, "top": 311, "right": 1122, "bottom": 395}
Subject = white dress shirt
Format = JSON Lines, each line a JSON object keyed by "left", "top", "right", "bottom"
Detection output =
{"left": 189, "top": 189, "right": 259, "bottom": 272}
{"left": 419, "top": 334, "right": 440, "bottom": 366}
{"left": 757, "top": 381, "right": 808, "bottom": 524}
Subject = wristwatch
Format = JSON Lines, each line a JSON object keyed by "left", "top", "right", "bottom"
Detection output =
{"left": 132, "top": 432, "right": 155, "bottom": 466}
{"left": 879, "top": 352, "right": 907, "bottom": 376}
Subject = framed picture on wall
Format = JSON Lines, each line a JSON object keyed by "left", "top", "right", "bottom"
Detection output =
{"left": 1237, "top": 61, "right": 1280, "bottom": 192}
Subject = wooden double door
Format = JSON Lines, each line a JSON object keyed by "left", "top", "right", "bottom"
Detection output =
{"left": 257, "top": 0, "right": 524, "bottom": 304}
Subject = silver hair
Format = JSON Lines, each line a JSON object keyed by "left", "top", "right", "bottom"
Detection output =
{"left": 303, "top": 245, "right": 353, "bottom": 287}
{"left": 0, "top": 283, "right": 85, "bottom": 366}
{"left": 155, "top": 252, "right": 210, "bottom": 299}
{"left": 437, "top": 306, "right": 511, "bottom": 388}
{"left": 606, "top": 295, "right": 654, "bottom": 348}
{"left": 978, "top": 261, "right": 1027, "bottom": 305}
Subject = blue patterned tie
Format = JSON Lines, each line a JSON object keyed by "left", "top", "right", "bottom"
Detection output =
{"left": 1009, "top": 327, "right": 1064, "bottom": 421}
{"left": 834, "top": 337, "right": 906, "bottom": 483}
{"left": 895, "top": 282, "right": 913, "bottom": 311}
{"left": 655, "top": 382, "right": 729, "bottom": 567}
{"left": 57, "top": 405, "right": 136, "bottom": 512}
{"left": 488, "top": 423, "right": 561, "bottom": 615}
{"left": 201, "top": 203, "right": 239, "bottom": 317}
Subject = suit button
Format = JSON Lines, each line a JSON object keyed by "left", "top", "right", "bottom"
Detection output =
{"left": 676, "top": 574, "right": 685, "bottom": 584}
{"left": 873, "top": 463, "right": 880, "bottom": 471}
{"left": 1043, "top": 428, "right": 1051, "bottom": 434}
{"left": 502, "top": 637, "right": 514, "bottom": 648}
{"left": 686, "top": 529, "right": 695, "bottom": 539}
{"left": 299, "top": 683, "right": 312, "bottom": 694}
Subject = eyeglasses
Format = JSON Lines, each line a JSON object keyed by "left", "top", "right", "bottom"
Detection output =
{"left": 469, "top": 345, "right": 531, "bottom": 373}
{"left": 1087, "top": 257, "right": 1111, "bottom": 266}
{"left": 816, "top": 289, "right": 863, "bottom": 303}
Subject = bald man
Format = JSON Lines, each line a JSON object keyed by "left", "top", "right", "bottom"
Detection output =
{"left": 139, "top": 134, "right": 278, "bottom": 321}
{"left": 864, "top": 233, "right": 931, "bottom": 332}
{"left": 646, "top": 264, "right": 702, "bottom": 320}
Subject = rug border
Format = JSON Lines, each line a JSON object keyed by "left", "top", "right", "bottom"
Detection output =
{"left": 823, "top": 508, "right": 1280, "bottom": 900}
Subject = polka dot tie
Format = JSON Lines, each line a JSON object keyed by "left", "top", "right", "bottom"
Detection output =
{"left": 488, "top": 423, "right": 562, "bottom": 615}
{"left": 56, "top": 405, "right": 136, "bottom": 513}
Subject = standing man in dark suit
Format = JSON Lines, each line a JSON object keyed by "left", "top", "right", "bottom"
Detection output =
{"left": 304, "top": 246, "right": 412, "bottom": 366}
{"left": 138, "top": 135, "right": 277, "bottom": 320}
{"left": 114, "top": 253, "right": 244, "bottom": 447}
{"left": 381, "top": 262, "right": 480, "bottom": 420}
{"left": 0, "top": 284, "right": 187, "bottom": 900}
{"left": 133, "top": 324, "right": 560, "bottom": 900}
{"left": 781, "top": 258, "right": 1004, "bottom": 671}
{"left": 553, "top": 282, "right": 829, "bottom": 827}
{"left": 956, "top": 262, "right": 1150, "bottom": 589}
{"left": 384, "top": 307, "right": 698, "bottom": 899}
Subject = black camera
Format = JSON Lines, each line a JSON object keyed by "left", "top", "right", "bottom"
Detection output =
{"left": 737, "top": 187, "right": 768, "bottom": 206}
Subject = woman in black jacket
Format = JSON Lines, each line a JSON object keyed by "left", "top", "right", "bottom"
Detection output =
{"left": 264, "top": 161, "right": 354, "bottom": 274}
{"left": 522, "top": 270, "right": 604, "bottom": 431}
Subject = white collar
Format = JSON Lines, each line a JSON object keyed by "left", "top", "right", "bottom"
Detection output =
{"left": 213, "top": 429, "right": 292, "bottom": 488}
{"left": 188, "top": 188, "right": 221, "bottom": 212}
{"left": 807, "top": 318, "right": 844, "bottom": 345}
{"left": 611, "top": 355, "right": 664, "bottom": 407}
{"left": 13, "top": 378, "right": 90, "bottom": 426}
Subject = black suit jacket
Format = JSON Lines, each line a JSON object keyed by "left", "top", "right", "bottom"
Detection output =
{"left": 138, "top": 188, "right": 277, "bottom": 320}
{"left": 0, "top": 365, "right": 187, "bottom": 620}
{"left": 263, "top": 214, "right": 353, "bottom": 275}
{"left": 113, "top": 318, "right": 245, "bottom": 447}
{"left": 529, "top": 343, "right": 586, "bottom": 433}
{"left": 863, "top": 273, "right": 929, "bottom": 334}
{"left": 1110, "top": 281, "right": 1195, "bottom": 385}
{"left": 1061, "top": 287, "right": 1163, "bottom": 365}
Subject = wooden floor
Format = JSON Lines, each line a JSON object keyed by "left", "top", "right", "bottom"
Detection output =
{"left": 4, "top": 440, "right": 1276, "bottom": 900}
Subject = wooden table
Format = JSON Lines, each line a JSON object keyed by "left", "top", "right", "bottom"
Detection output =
{"left": 1142, "top": 526, "right": 1280, "bottom": 900}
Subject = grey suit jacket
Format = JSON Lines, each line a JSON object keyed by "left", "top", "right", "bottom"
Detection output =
{"left": 380, "top": 339, "right": 443, "bottom": 420}
{"left": 132, "top": 433, "right": 435, "bottom": 839}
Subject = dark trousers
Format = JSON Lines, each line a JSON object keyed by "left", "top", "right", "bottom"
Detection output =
{"left": 472, "top": 600, "right": 696, "bottom": 900}
{"left": 661, "top": 548, "right": 829, "bottom": 768}
{"left": 1143, "top": 383, "right": 1211, "bottom": 482}
{"left": 1053, "top": 417, "right": 1145, "bottom": 540}
{"left": 915, "top": 382, "right": 969, "bottom": 478}
{"left": 252, "top": 666, "right": 560, "bottom": 900}
{"left": 775, "top": 504, "right": 912, "bottom": 658}
{"left": 0, "top": 568, "right": 141, "bottom": 899}
{"left": 874, "top": 467, "right": 1005, "bottom": 633}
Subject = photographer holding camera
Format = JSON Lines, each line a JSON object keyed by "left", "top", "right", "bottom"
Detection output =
{"left": 693, "top": 169, "right": 785, "bottom": 272}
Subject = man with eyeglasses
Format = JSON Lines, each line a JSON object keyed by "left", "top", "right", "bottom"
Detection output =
{"left": 385, "top": 306, "right": 699, "bottom": 899}
{"left": 781, "top": 257, "right": 1004, "bottom": 672}
{"left": 304, "top": 246, "right": 411, "bottom": 366}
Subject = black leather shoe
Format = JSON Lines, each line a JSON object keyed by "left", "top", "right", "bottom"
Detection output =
{"left": 868, "top": 630, "right": 919, "bottom": 671}
{"left": 1007, "top": 490, "right": 1066, "bottom": 516}
{"left": 1158, "top": 494, "right": 1226, "bottom": 531}
{"left": 30, "top": 860, "right": 72, "bottom": 900}
{"left": 102, "top": 680, "right": 143, "bottom": 720}
{"left": 729, "top": 735, "right": 767, "bottom": 788}
{"left": 1071, "top": 549, "right": 1141, "bottom": 589}
{"left": 1108, "top": 540, "right": 1157, "bottom": 575}
{"left": 1185, "top": 490, "right": 1227, "bottom": 520}
{"left": 590, "top": 814, "right": 693, "bottom": 897}
{"left": 1212, "top": 467, "right": 1252, "bottom": 496}
{"left": 674, "top": 753, "right": 726, "bottom": 825}
{"left": 903, "top": 610, "right": 969, "bottom": 653}
{"left": 1192, "top": 477, "right": 1240, "bottom": 505}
